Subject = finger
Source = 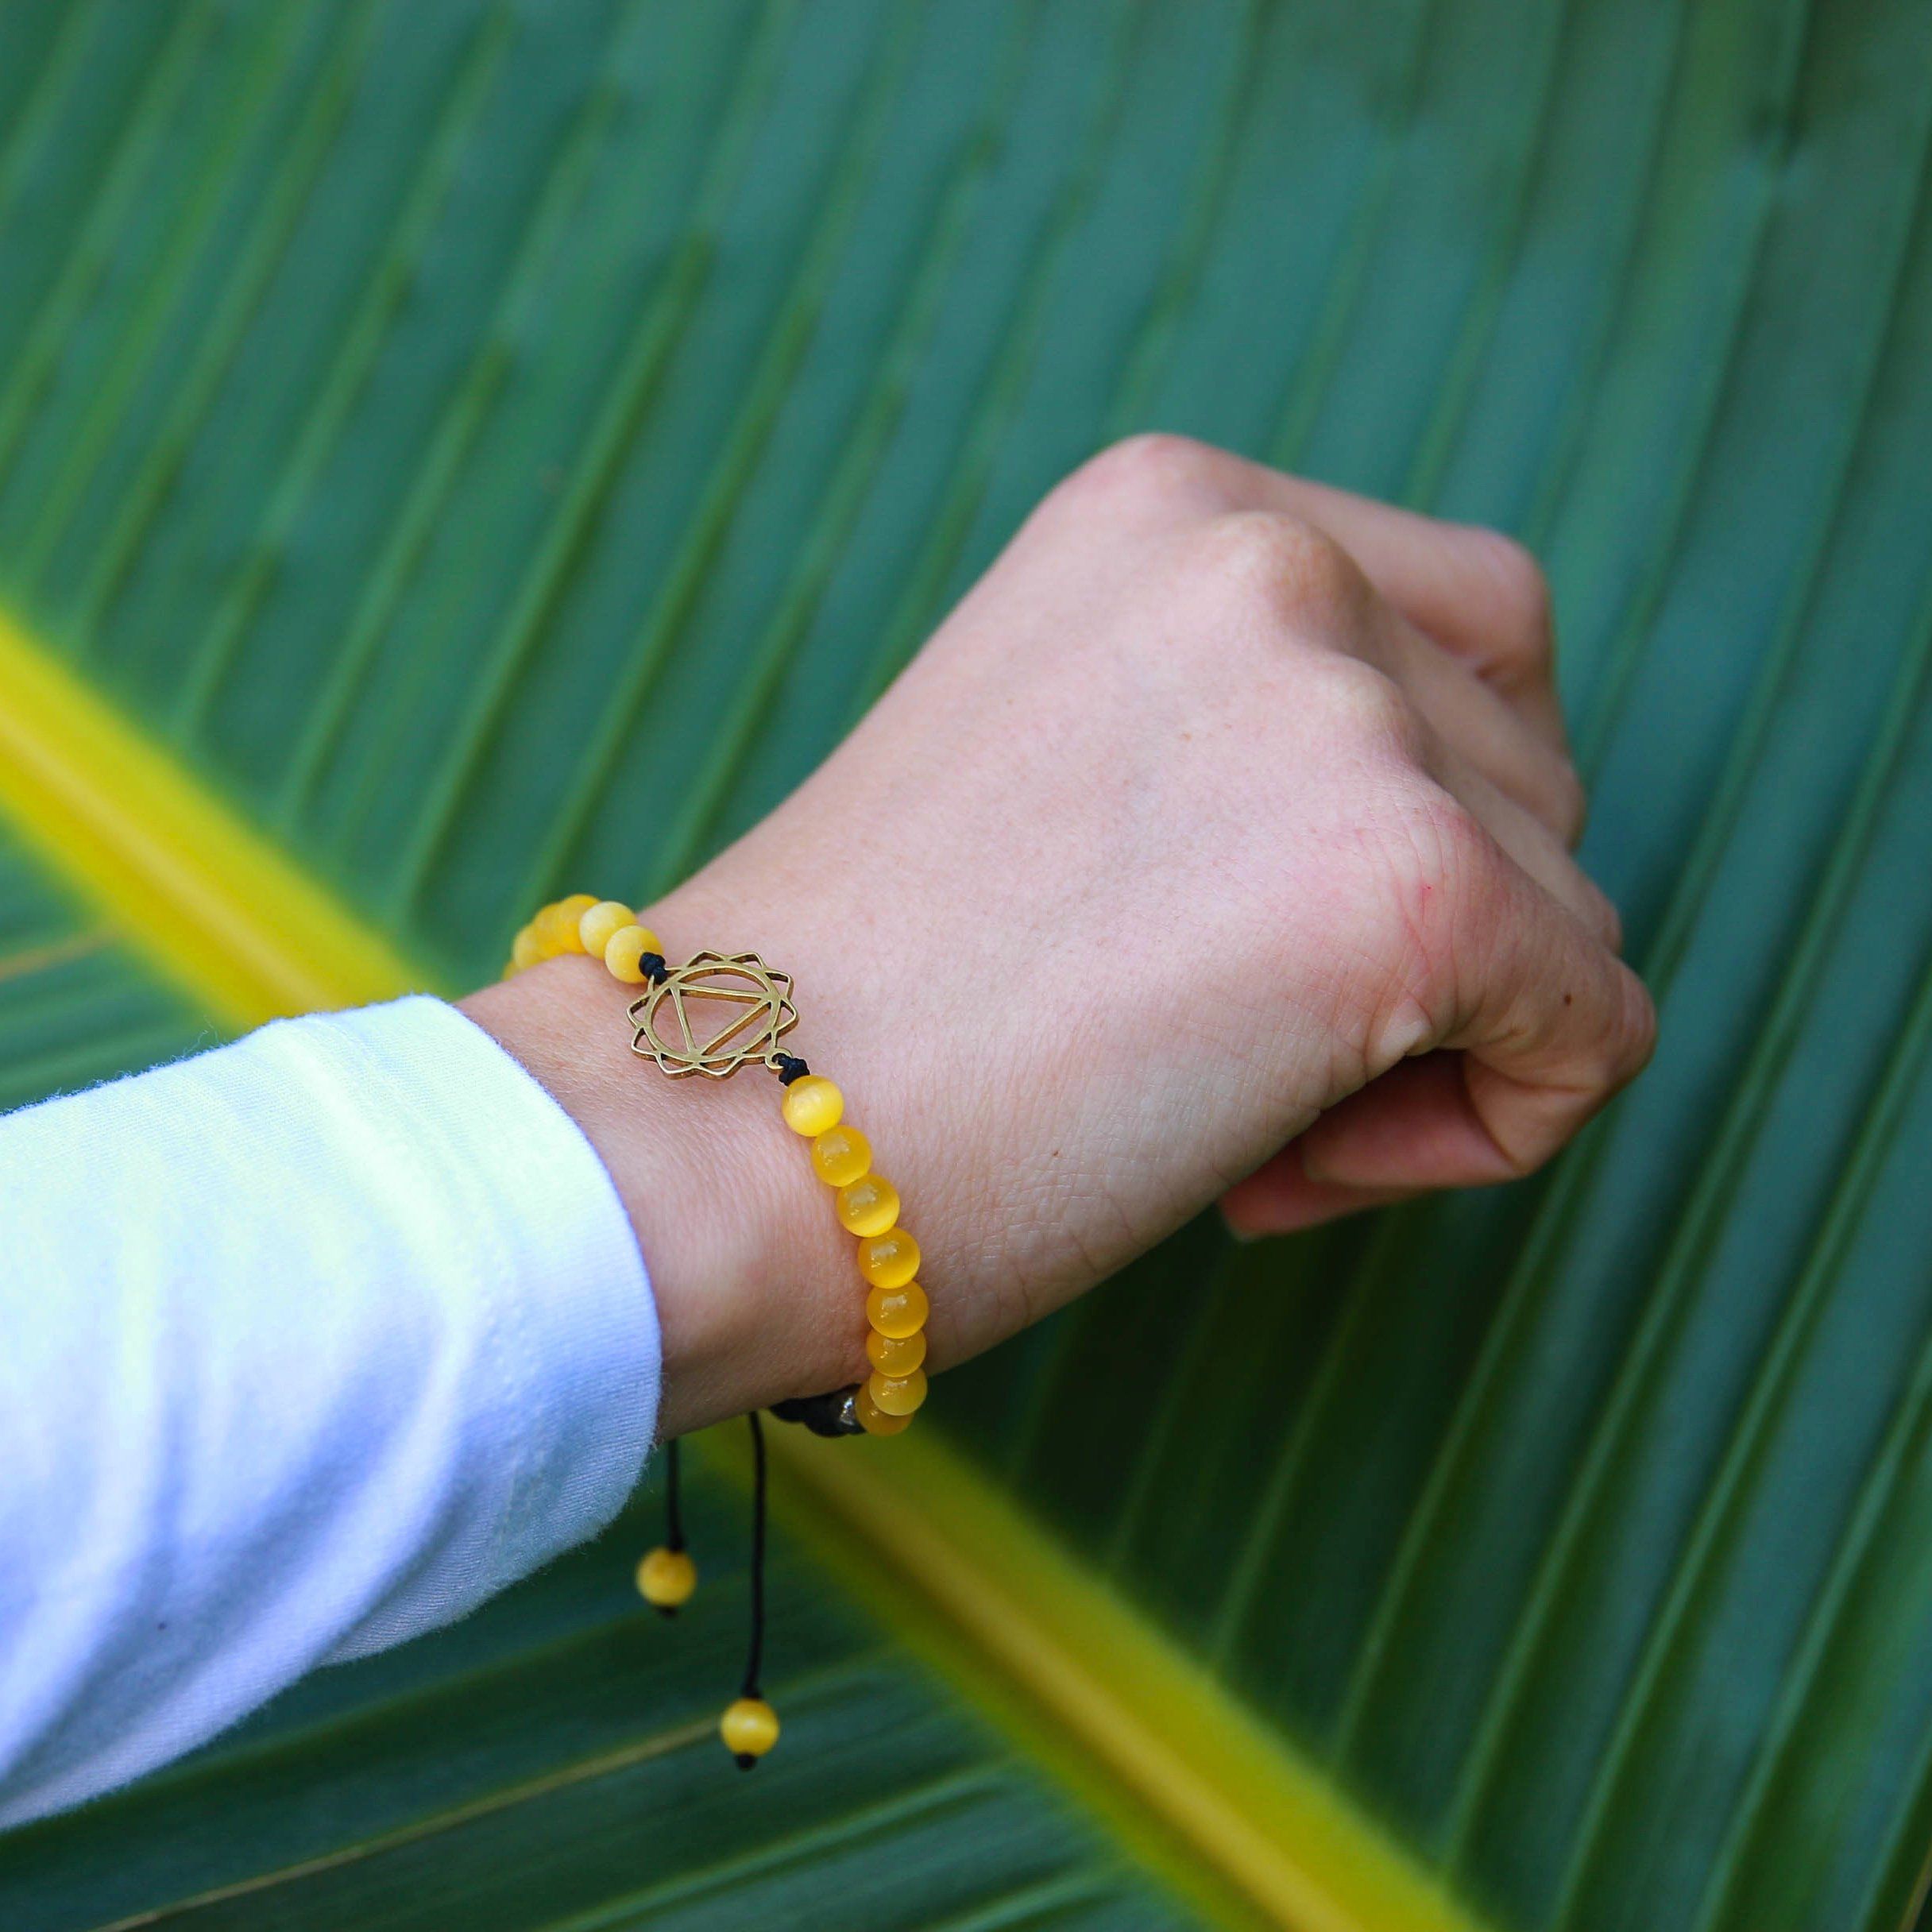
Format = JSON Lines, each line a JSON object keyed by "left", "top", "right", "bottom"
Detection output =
{"left": 1426, "top": 752, "right": 1621, "bottom": 950}
{"left": 1196, "top": 449, "right": 1566, "bottom": 748}
{"left": 1378, "top": 607, "right": 1586, "bottom": 844}
{"left": 1219, "top": 1145, "right": 1417, "bottom": 1237}
{"left": 1262, "top": 813, "right": 1647, "bottom": 1203}
{"left": 1425, "top": 824, "right": 1656, "bottom": 1178}
{"left": 1289, "top": 1053, "right": 1528, "bottom": 1192}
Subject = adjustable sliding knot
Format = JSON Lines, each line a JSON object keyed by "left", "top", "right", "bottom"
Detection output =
{"left": 771, "top": 1389, "right": 864, "bottom": 1436}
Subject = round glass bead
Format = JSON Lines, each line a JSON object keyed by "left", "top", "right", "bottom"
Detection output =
{"left": 720, "top": 1696, "right": 780, "bottom": 1758}
{"left": 866, "top": 1327, "right": 925, "bottom": 1376}
{"left": 635, "top": 1545, "right": 696, "bottom": 1607}
{"left": 540, "top": 895, "right": 599, "bottom": 954}
{"left": 857, "top": 1227, "right": 919, "bottom": 1289}
{"left": 836, "top": 1173, "right": 899, "bottom": 1238}
{"left": 866, "top": 1280, "right": 928, "bottom": 1339}
{"left": 604, "top": 925, "right": 661, "bottom": 983}
{"left": 781, "top": 1074, "right": 843, "bottom": 1137}
{"left": 511, "top": 923, "right": 544, "bottom": 972}
{"left": 578, "top": 900, "right": 637, "bottom": 959}
{"left": 856, "top": 1387, "right": 911, "bottom": 1435}
{"left": 868, "top": 1367, "right": 928, "bottom": 1416}
{"left": 810, "top": 1125, "right": 871, "bottom": 1189}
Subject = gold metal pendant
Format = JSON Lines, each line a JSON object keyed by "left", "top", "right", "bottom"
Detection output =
{"left": 628, "top": 950, "right": 798, "bottom": 1079}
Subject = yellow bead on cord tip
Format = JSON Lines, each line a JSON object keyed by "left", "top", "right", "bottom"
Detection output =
{"left": 635, "top": 1545, "right": 697, "bottom": 1611}
{"left": 835, "top": 1173, "right": 899, "bottom": 1238}
{"left": 781, "top": 1073, "right": 842, "bottom": 1137}
{"left": 539, "top": 895, "right": 599, "bottom": 954}
{"left": 866, "top": 1279, "right": 928, "bottom": 1339}
{"left": 866, "top": 1327, "right": 925, "bottom": 1376}
{"left": 857, "top": 1227, "right": 919, "bottom": 1289}
{"left": 810, "top": 1124, "right": 871, "bottom": 1189}
{"left": 856, "top": 1387, "right": 911, "bottom": 1435}
{"left": 579, "top": 899, "right": 638, "bottom": 959}
{"left": 867, "top": 1367, "right": 928, "bottom": 1416}
{"left": 721, "top": 1695, "right": 780, "bottom": 1765}
{"left": 603, "top": 924, "right": 662, "bottom": 983}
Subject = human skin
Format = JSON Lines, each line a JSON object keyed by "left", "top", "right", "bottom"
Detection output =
{"left": 463, "top": 435, "right": 1656, "bottom": 1441}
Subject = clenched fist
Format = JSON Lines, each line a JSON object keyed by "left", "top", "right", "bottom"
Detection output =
{"left": 469, "top": 435, "right": 1655, "bottom": 1439}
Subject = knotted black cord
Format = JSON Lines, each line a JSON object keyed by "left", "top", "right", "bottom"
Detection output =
{"left": 742, "top": 1411, "right": 767, "bottom": 1702}
{"left": 663, "top": 1435, "right": 685, "bottom": 1552}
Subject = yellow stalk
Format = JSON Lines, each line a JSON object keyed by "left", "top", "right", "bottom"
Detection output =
{"left": 0, "top": 610, "right": 423, "bottom": 1024}
{"left": 0, "top": 601, "right": 1490, "bottom": 1932}
{"left": 752, "top": 1423, "right": 1490, "bottom": 1932}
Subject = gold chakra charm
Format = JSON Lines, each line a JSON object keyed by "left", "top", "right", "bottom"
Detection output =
{"left": 628, "top": 950, "right": 798, "bottom": 1079}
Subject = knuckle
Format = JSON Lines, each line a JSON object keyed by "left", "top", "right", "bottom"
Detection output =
{"left": 1571, "top": 972, "right": 1657, "bottom": 1108}
{"left": 1582, "top": 874, "right": 1622, "bottom": 953}
{"left": 1616, "top": 967, "right": 1660, "bottom": 1080}
{"left": 1393, "top": 790, "right": 1490, "bottom": 906}
{"left": 1548, "top": 761, "right": 1590, "bottom": 847}
{"left": 1305, "top": 652, "right": 1426, "bottom": 763}
{"left": 1367, "top": 790, "right": 1493, "bottom": 1017}
{"left": 1576, "top": 873, "right": 1622, "bottom": 954}
{"left": 1059, "top": 431, "right": 1231, "bottom": 518}
{"left": 1463, "top": 525, "right": 1555, "bottom": 670}
{"left": 1180, "top": 508, "right": 1370, "bottom": 638}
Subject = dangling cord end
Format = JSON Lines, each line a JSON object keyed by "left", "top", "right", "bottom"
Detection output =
{"left": 719, "top": 1411, "right": 779, "bottom": 1769}
{"left": 636, "top": 1435, "right": 697, "bottom": 1617}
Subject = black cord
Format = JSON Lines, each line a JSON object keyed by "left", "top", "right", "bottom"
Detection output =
{"left": 663, "top": 1435, "right": 685, "bottom": 1552}
{"left": 741, "top": 1411, "right": 767, "bottom": 1699}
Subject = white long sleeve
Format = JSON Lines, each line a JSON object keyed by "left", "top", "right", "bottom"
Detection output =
{"left": 0, "top": 995, "right": 660, "bottom": 1826}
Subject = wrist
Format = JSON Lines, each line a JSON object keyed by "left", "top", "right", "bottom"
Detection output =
{"left": 460, "top": 950, "right": 863, "bottom": 1439}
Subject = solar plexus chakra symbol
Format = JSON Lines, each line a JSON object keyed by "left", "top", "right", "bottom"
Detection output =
{"left": 628, "top": 949, "right": 798, "bottom": 1078}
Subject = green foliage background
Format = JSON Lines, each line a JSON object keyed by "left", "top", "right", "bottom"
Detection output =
{"left": 3, "top": 2, "right": 1932, "bottom": 1928}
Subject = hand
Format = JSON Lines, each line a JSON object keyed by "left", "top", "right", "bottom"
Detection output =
{"left": 466, "top": 435, "right": 1655, "bottom": 1438}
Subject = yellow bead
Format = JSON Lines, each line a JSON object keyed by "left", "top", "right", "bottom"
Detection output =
{"left": 537, "top": 895, "right": 598, "bottom": 954}
{"left": 810, "top": 1124, "right": 871, "bottom": 1189}
{"left": 781, "top": 1074, "right": 843, "bottom": 1137}
{"left": 578, "top": 900, "right": 637, "bottom": 959}
{"left": 836, "top": 1173, "right": 899, "bottom": 1238}
{"left": 721, "top": 1696, "right": 780, "bottom": 1762}
{"left": 857, "top": 1227, "right": 919, "bottom": 1289}
{"left": 866, "top": 1279, "right": 928, "bottom": 1339}
{"left": 635, "top": 1545, "right": 697, "bottom": 1609}
{"left": 868, "top": 1367, "right": 928, "bottom": 1416}
{"left": 603, "top": 924, "right": 662, "bottom": 983}
{"left": 856, "top": 1387, "right": 911, "bottom": 1435}
{"left": 511, "top": 923, "right": 544, "bottom": 972}
{"left": 867, "top": 1327, "right": 925, "bottom": 1377}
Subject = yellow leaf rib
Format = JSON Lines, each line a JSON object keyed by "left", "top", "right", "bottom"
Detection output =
{"left": 0, "top": 601, "right": 1490, "bottom": 1932}
{"left": 0, "top": 609, "right": 423, "bottom": 1026}
{"left": 752, "top": 1423, "right": 1491, "bottom": 1932}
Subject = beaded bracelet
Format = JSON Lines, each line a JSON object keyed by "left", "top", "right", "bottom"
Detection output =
{"left": 504, "top": 894, "right": 932, "bottom": 1767}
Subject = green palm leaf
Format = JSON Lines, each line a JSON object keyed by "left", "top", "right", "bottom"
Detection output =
{"left": 2, "top": 2, "right": 1930, "bottom": 1928}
